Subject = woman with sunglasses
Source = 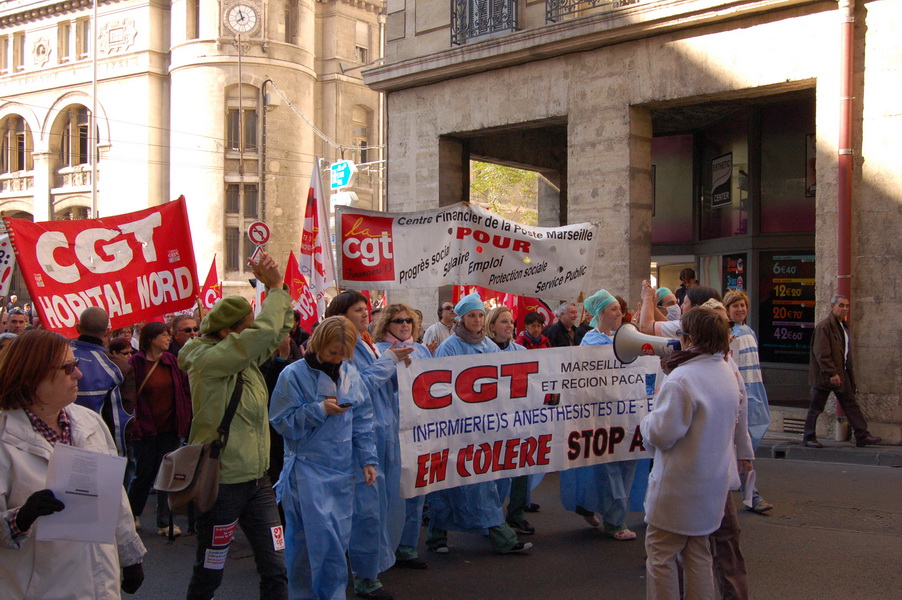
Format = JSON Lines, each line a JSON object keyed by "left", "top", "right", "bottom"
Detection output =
{"left": 0, "top": 330, "right": 146, "bottom": 598}
{"left": 372, "top": 304, "right": 433, "bottom": 569}
{"left": 325, "top": 291, "right": 414, "bottom": 600}
{"left": 109, "top": 336, "right": 135, "bottom": 360}
{"left": 127, "top": 322, "right": 193, "bottom": 537}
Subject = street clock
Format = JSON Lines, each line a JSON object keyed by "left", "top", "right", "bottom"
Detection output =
{"left": 226, "top": 3, "right": 259, "bottom": 34}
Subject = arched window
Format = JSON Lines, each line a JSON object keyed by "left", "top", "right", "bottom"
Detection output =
{"left": 0, "top": 116, "right": 33, "bottom": 173}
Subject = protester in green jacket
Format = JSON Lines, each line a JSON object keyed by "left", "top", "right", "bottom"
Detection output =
{"left": 178, "top": 252, "right": 293, "bottom": 600}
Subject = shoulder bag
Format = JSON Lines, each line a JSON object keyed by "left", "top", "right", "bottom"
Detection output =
{"left": 154, "top": 373, "right": 244, "bottom": 515}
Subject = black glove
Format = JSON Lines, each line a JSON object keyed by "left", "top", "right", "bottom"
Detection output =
{"left": 15, "top": 489, "right": 65, "bottom": 532}
{"left": 121, "top": 562, "right": 144, "bottom": 594}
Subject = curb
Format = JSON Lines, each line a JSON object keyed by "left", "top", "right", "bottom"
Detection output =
{"left": 757, "top": 438, "right": 902, "bottom": 467}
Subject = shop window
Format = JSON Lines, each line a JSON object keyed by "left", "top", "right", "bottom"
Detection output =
{"left": 760, "top": 100, "right": 815, "bottom": 233}
{"left": 699, "top": 113, "right": 748, "bottom": 240}
{"left": 651, "top": 135, "right": 694, "bottom": 243}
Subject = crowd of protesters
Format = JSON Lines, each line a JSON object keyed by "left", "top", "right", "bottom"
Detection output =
{"left": 0, "top": 258, "right": 882, "bottom": 600}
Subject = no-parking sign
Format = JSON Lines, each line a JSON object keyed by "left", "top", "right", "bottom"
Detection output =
{"left": 247, "top": 221, "right": 271, "bottom": 246}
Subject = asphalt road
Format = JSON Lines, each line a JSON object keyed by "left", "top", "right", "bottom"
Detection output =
{"left": 130, "top": 458, "right": 901, "bottom": 600}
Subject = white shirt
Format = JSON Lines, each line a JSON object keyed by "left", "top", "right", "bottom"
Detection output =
{"left": 423, "top": 321, "right": 453, "bottom": 347}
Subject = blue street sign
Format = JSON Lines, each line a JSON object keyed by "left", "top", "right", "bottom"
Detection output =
{"left": 330, "top": 160, "right": 358, "bottom": 190}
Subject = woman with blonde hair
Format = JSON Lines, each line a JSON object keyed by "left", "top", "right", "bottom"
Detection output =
{"left": 270, "top": 316, "right": 378, "bottom": 600}
{"left": 372, "top": 303, "right": 433, "bottom": 569}
{"left": 723, "top": 289, "right": 772, "bottom": 514}
{"left": 485, "top": 305, "right": 536, "bottom": 536}
{"left": 325, "top": 292, "right": 414, "bottom": 599}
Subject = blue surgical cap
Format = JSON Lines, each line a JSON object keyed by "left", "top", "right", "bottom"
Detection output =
{"left": 584, "top": 289, "right": 618, "bottom": 328}
{"left": 655, "top": 287, "right": 674, "bottom": 305}
{"left": 454, "top": 292, "right": 485, "bottom": 319}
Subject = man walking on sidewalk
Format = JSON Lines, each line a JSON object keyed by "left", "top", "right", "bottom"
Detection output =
{"left": 803, "top": 294, "right": 880, "bottom": 448}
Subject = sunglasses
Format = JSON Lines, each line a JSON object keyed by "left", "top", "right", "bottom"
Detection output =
{"left": 57, "top": 358, "right": 80, "bottom": 375}
{"left": 390, "top": 318, "right": 414, "bottom": 325}
{"left": 179, "top": 327, "right": 200, "bottom": 333}
{"left": 442, "top": 306, "right": 454, "bottom": 311}
{"left": 116, "top": 349, "right": 135, "bottom": 356}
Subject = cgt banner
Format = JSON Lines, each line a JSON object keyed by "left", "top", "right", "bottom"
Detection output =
{"left": 4, "top": 197, "right": 199, "bottom": 338}
{"left": 397, "top": 344, "right": 659, "bottom": 498}
{"left": 336, "top": 203, "right": 598, "bottom": 298}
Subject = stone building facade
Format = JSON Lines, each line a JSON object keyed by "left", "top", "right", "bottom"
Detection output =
{"left": 365, "top": 0, "right": 900, "bottom": 441}
{"left": 0, "top": 0, "right": 384, "bottom": 295}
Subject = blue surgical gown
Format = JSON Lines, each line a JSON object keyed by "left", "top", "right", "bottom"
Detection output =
{"left": 271, "top": 359, "right": 377, "bottom": 600}
{"left": 347, "top": 337, "right": 403, "bottom": 580}
{"left": 375, "top": 340, "right": 433, "bottom": 551}
{"left": 559, "top": 328, "right": 639, "bottom": 527}
{"left": 427, "top": 334, "right": 508, "bottom": 532}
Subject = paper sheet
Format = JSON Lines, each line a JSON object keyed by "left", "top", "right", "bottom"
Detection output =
{"left": 742, "top": 468, "right": 757, "bottom": 508}
{"left": 35, "top": 443, "right": 126, "bottom": 544}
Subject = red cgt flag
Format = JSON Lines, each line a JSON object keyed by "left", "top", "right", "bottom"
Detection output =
{"left": 284, "top": 251, "right": 318, "bottom": 334}
{"left": 4, "top": 197, "right": 198, "bottom": 338}
{"left": 200, "top": 256, "right": 221, "bottom": 310}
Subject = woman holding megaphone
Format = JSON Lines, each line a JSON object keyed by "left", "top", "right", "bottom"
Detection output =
{"left": 559, "top": 289, "right": 638, "bottom": 541}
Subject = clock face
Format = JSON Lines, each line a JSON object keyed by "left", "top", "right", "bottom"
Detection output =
{"left": 227, "top": 4, "right": 258, "bottom": 34}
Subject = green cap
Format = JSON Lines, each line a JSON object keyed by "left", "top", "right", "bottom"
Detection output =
{"left": 201, "top": 296, "right": 253, "bottom": 334}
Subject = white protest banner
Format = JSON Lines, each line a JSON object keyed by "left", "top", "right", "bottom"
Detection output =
{"left": 397, "top": 345, "right": 659, "bottom": 498}
{"left": 0, "top": 233, "right": 16, "bottom": 298}
{"left": 336, "top": 203, "right": 598, "bottom": 298}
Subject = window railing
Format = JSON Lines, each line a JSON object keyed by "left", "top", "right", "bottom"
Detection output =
{"left": 546, "top": 0, "right": 643, "bottom": 23}
{"left": 451, "top": 0, "right": 519, "bottom": 46}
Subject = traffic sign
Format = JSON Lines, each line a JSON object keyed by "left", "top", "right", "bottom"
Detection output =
{"left": 330, "top": 160, "right": 358, "bottom": 190}
{"left": 247, "top": 221, "right": 271, "bottom": 246}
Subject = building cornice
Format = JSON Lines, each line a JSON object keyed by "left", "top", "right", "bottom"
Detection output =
{"left": 364, "top": 0, "right": 832, "bottom": 92}
{"left": 319, "top": 0, "right": 385, "bottom": 17}
{"left": 0, "top": 0, "right": 120, "bottom": 27}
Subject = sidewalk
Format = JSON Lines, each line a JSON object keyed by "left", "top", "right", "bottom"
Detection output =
{"left": 757, "top": 431, "right": 902, "bottom": 467}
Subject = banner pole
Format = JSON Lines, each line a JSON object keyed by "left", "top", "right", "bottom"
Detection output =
{"left": 195, "top": 296, "right": 206, "bottom": 320}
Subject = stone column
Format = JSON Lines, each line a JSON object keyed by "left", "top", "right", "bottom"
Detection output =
{"left": 30, "top": 151, "right": 52, "bottom": 221}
